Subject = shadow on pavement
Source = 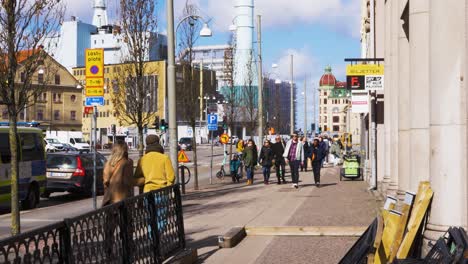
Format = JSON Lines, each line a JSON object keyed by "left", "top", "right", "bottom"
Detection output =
{"left": 300, "top": 183, "right": 338, "bottom": 188}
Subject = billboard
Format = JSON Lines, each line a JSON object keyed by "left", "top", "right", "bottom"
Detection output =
{"left": 346, "top": 64, "right": 384, "bottom": 91}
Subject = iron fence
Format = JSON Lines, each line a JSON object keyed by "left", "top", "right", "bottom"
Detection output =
{"left": 0, "top": 184, "right": 185, "bottom": 264}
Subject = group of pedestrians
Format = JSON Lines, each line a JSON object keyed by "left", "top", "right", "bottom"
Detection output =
{"left": 102, "top": 135, "right": 175, "bottom": 206}
{"left": 232, "top": 133, "right": 329, "bottom": 189}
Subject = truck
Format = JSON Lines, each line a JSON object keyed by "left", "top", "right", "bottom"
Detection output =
{"left": 46, "top": 131, "right": 90, "bottom": 152}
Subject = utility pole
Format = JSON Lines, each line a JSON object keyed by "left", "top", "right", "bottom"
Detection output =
{"left": 257, "top": 15, "right": 263, "bottom": 144}
{"left": 200, "top": 60, "right": 204, "bottom": 144}
{"left": 167, "top": 0, "right": 179, "bottom": 180}
{"left": 290, "top": 54, "right": 294, "bottom": 135}
{"left": 304, "top": 77, "right": 307, "bottom": 136}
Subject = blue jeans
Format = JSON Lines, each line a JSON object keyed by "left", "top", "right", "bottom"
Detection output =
{"left": 262, "top": 166, "right": 271, "bottom": 182}
{"left": 289, "top": 160, "right": 301, "bottom": 184}
{"left": 246, "top": 166, "right": 254, "bottom": 180}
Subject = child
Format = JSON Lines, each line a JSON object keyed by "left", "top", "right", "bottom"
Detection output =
{"left": 230, "top": 154, "right": 241, "bottom": 183}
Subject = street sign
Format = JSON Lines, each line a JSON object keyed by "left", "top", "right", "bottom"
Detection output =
{"left": 85, "top": 49, "right": 104, "bottom": 78}
{"left": 178, "top": 150, "right": 190, "bottom": 163}
{"left": 85, "top": 96, "right": 105, "bottom": 106}
{"left": 346, "top": 64, "right": 384, "bottom": 91}
{"left": 351, "top": 92, "right": 369, "bottom": 113}
{"left": 365, "top": 75, "right": 384, "bottom": 90}
{"left": 84, "top": 106, "right": 94, "bottom": 114}
{"left": 220, "top": 133, "right": 230, "bottom": 144}
{"left": 207, "top": 114, "right": 218, "bottom": 131}
{"left": 85, "top": 87, "right": 104, "bottom": 96}
{"left": 86, "top": 78, "right": 104, "bottom": 87}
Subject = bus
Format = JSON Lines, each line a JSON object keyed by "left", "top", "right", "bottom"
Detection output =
{"left": 0, "top": 126, "right": 46, "bottom": 209}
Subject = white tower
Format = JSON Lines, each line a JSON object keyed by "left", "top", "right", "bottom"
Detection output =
{"left": 233, "top": 0, "right": 256, "bottom": 86}
{"left": 92, "top": 0, "right": 108, "bottom": 27}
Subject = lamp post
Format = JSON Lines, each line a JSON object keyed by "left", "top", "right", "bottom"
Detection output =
{"left": 290, "top": 54, "right": 294, "bottom": 135}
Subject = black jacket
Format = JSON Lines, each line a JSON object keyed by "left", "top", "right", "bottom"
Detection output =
{"left": 312, "top": 145, "right": 325, "bottom": 163}
{"left": 259, "top": 146, "right": 274, "bottom": 167}
{"left": 303, "top": 141, "right": 312, "bottom": 158}
{"left": 271, "top": 142, "right": 285, "bottom": 161}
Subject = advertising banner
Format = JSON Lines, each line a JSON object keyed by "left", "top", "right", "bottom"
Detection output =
{"left": 351, "top": 92, "right": 369, "bottom": 113}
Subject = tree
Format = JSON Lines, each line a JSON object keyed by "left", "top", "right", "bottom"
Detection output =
{"left": 222, "top": 33, "right": 239, "bottom": 161}
{"left": 0, "top": 0, "right": 64, "bottom": 235}
{"left": 241, "top": 51, "right": 258, "bottom": 138}
{"left": 177, "top": 2, "right": 203, "bottom": 190}
{"left": 111, "top": 0, "right": 159, "bottom": 156}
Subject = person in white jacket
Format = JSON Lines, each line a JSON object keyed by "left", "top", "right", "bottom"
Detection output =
{"left": 283, "top": 133, "right": 304, "bottom": 188}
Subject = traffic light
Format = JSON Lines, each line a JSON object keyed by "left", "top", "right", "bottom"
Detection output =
{"left": 111, "top": 124, "right": 116, "bottom": 135}
{"left": 222, "top": 116, "right": 227, "bottom": 130}
{"left": 160, "top": 119, "right": 166, "bottom": 131}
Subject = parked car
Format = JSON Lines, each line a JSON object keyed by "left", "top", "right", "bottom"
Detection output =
{"left": 43, "top": 152, "right": 107, "bottom": 198}
{"left": 44, "top": 138, "right": 64, "bottom": 152}
{"left": 61, "top": 143, "right": 78, "bottom": 152}
{"left": 178, "top": 137, "right": 193, "bottom": 151}
{"left": 229, "top": 135, "right": 239, "bottom": 145}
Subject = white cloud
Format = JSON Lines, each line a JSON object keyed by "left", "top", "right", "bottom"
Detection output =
{"left": 270, "top": 47, "right": 319, "bottom": 82}
{"left": 197, "top": 0, "right": 360, "bottom": 38}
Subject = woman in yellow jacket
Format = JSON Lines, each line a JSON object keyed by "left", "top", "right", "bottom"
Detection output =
{"left": 134, "top": 135, "right": 175, "bottom": 192}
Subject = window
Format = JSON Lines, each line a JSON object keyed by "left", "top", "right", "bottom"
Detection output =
{"left": 94, "top": 40, "right": 97, "bottom": 45}
{"left": 42, "top": 93, "right": 47, "bottom": 101}
{"left": 54, "top": 110, "right": 60, "bottom": 120}
{"left": 107, "top": 111, "right": 110, "bottom": 117}
{"left": 2, "top": 109, "right": 7, "bottom": 119}
{"left": 0, "top": 134, "right": 10, "bottom": 163}
{"left": 19, "top": 111, "right": 24, "bottom": 120}
{"left": 20, "top": 72, "right": 25, "bottom": 83}
{"left": 38, "top": 73, "right": 44, "bottom": 84}
{"left": 324, "top": 99, "right": 327, "bottom": 104}
{"left": 324, "top": 125, "right": 328, "bottom": 131}
{"left": 324, "top": 91, "right": 327, "bottom": 96}
{"left": 20, "top": 133, "right": 43, "bottom": 161}
{"left": 70, "top": 95, "right": 77, "bottom": 102}
{"left": 55, "top": 74, "right": 60, "bottom": 85}
{"left": 333, "top": 116, "right": 340, "bottom": 123}
{"left": 324, "top": 116, "right": 327, "bottom": 123}
{"left": 324, "top": 107, "right": 327, "bottom": 113}
{"left": 37, "top": 109, "right": 44, "bottom": 120}
{"left": 70, "top": 111, "right": 76, "bottom": 121}
{"left": 53, "top": 93, "right": 62, "bottom": 103}
{"left": 333, "top": 126, "right": 340, "bottom": 132}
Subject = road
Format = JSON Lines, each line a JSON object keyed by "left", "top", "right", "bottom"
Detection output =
{"left": 0, "top": 143, "right": 234, "bottom": 238}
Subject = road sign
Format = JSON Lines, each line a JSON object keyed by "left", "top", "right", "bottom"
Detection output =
{"left": 207, "top": 114, "right": 218, "bottom": 131}
{"left": 365, "top": 75, "right": 384, "bottom": 90}
{"left": 85, "top": 49, "right": 104, "bottom": 78}
{"left": 84, "top": 106, "right": 94, "bottom": 114}
{"left": 85, "top": 96, "right": 105, "bottom": 106}
{"left": 85, "top": 87, "right": 104, "bottom": 96}
{"left": 86, "top": 78, "right": 104, "bottom": 87}
{"left": 220, "top": 133, "right": 230, "bottom": 144}
{"left": 178, "top": 150, "right": 190, "bottom": 163}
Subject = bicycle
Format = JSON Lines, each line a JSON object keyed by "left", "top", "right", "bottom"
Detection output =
{"left": 216, "top": 165, "right": 225, "bottom": 181}
{"left": 178, "top": 164, "right": 191, "bottom": 185}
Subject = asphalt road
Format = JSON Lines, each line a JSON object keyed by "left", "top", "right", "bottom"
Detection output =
{"left": 0, "top": 143, "right": 232, "bottom": 238}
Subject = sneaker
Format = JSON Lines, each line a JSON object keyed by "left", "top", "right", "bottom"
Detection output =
{"left": 317, "top": 182, "right": 320, "bottom": 187}
{"left": 291, "top": 184, "right": 296, "bottom": 188}
{"left": 294, "top": 184, "right": 298, "bottom": 189}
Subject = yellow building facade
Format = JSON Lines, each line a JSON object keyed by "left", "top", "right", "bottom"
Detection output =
{"left": 73, "top": 60, "right": 166, "bottom": 146}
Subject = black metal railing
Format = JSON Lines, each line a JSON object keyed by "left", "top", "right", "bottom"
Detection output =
{"left": 0, "top": 184, "right": 185, "bottom": 264}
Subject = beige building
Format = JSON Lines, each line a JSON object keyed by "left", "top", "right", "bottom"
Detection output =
{"left": 0, "top": 53, "right": 82, "bottom": 131}
{"left": 74, "top": 60, "right": 166, "bottom": 146}
{"left": 363, "top": 0, "right": 468, "bottom": 253}
{"left": 318, "top": 66, "right": 351, "bottom": 135}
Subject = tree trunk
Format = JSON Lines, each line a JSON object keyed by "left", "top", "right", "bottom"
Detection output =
{"left": 138, "top": 125, "right": 144, "bottom": 157}
{"left": 192, "top": 124, "right": 199, "bottom": 190}
{"left": 9, "top": 115, "right": 20, "bottom": 235}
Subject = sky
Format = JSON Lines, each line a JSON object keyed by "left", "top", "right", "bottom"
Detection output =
{"left": 62, "top": 0, "right": 362, "bottom": 131}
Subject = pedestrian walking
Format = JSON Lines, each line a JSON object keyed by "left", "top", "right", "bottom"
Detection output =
{"left": 312, "top": 138, "right": 325, "bottom": 187}
{"left": 102, "top": 142, "right": 134, "bottom": 206}
{"left": 272, "top": 135, "right": 286, "bottom": 184}
{"left": 283, "top": 133, "right": 304, "bottom": 189}
{"left": 300, "top": 136, "right": 312, "bottom": 172}
{"left": 134, "top": 134, "right": 175, "bottom": 192}
{"left": 258, "top": 140, "right": 274, "bottom": 184}
{"left": 242, "top": 139, "right": 258, "bottom": 185}
{"left": 230, "top": 154, "right": 241, "bottom": 183}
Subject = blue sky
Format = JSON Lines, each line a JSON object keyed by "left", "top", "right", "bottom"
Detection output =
{"left": 64, "top": 0, "right": 361, "bottom": 130}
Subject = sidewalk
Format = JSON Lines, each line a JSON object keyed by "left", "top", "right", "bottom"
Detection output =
{"left": 181, "top": 166, "right": 381, "bottom": 264}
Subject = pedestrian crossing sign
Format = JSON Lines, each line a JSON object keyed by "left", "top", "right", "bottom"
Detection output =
{"left": 178, "top": 150, "right": 190, "bottom": 163}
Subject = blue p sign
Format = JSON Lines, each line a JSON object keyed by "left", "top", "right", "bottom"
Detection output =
{"left": 209, "top": 114, "right": 217, "bottom": 125}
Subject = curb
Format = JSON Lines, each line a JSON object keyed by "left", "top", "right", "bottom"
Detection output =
{"left": 244, "top": 226, "right": 367, "bottom": 237}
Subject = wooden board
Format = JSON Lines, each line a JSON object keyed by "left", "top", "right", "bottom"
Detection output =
{"left": 244, "top": 226, "right": 368, "bottom": 237}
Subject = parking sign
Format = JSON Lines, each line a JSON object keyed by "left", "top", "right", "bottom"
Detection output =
{"left": 207, "top": 114, "right": 218, "bottom": 131}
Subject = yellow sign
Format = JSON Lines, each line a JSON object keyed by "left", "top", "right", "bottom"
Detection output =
{"left": 178, "top": 150, "right": 190, "bottom": 163}
{"left": 346, "top": 64, "right": 384, "bottom": 76}
{"left": 220, "top": 133, "right": 230, "bottom": 144}
{"left": 86, "top": 78, "right": 104, "bottom": 87}
{"left": 85, "top": 87, "right": 104, "bottom": 96}
{"left": 85, "top": 49, "right": 104, "bottom": 78}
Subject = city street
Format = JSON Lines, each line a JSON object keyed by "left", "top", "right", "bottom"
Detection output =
{"left": 0, "top": 143, "right": 231, "bottom": 237}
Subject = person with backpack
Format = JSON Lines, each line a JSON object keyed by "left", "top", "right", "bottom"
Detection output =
{"left": 272, "top": 135, "right": 286, "bottom": 184}
{"left": 230, "top": 154, "right": 241, "bottom": 183}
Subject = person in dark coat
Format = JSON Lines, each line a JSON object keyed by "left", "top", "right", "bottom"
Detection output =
{"left": 242, "top": 139, "right": 258, "bottom": 185}
{"left": 312, "top": 138, "right": 324, "bottom": 187}
{"left": 300, "top": 136, "right": 312, "bottom": 172}
{"left": 271, "top": 135, "right": 286, "bottom": 184}
{"left": 258, "top": 140, "right": 274, "bottom": 184}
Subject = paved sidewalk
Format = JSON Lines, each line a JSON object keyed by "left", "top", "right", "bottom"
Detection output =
{"left": 181, "top": 166, "right": 380, "bottom": 264}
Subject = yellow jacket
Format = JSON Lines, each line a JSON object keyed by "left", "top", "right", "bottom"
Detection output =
{"left": 134, "top": 152, "right": 175, "bottom": 192}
